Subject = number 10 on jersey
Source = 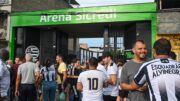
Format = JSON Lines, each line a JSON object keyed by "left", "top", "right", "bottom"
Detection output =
{"left": 88, "top": 78, "right": 98, "bottom": 90}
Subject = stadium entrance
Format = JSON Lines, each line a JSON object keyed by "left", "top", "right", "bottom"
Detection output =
{"left": 9, "top": 3, "right": 156, "bottom": 62}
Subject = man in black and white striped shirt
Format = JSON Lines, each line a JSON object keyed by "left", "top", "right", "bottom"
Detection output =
{"left": 121, "top": 38, "right": 180, "bottom": 101}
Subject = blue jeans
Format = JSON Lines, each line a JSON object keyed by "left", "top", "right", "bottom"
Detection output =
{"left": 42, "top": 81, "right": 56, "bottom": 101}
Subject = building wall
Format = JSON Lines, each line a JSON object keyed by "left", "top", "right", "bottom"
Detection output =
{"left": 158, "top": 12, "right": 180, "bottom": 34}
{"left": 68, "top": 38, "right": 74, "bottom": 54}
{"left": 124, "top": 22, "right": 152, "bottom": 57}
{"left": 124, "top": 23, "right": 136, "bottom": 49}
{"left": 157, "top": 34, "right": 180, "bottom": 62}
{"left": 12, "top": 0, "right": 71, "bottom": 12}
{"left": 0, "top": 0, "right": 11, "bottom": 48}
{"left": 68, "top": 38, "right": 79, "bottom": 54}
{"left": 157, "top": 12, "right": 180, "bottom": 62}
{"left": 136, "top": 22, "right": 151, "bottom": 56}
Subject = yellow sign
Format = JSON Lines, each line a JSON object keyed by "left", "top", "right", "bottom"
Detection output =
{"left": 156, "top": 34, "right": 180, "bottom": 62}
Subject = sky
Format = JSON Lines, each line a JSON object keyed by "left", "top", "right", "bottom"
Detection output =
{"left": 80, "top": 38, "right": 104, "bottom": 47}
{"left": 76, "top": 0, "right": 154, "bottom": 7}
{"left": 78, "top": 0, "right": 154, "bottom": 47}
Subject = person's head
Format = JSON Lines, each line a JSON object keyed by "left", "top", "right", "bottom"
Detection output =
{"left": 35, "top": 59, "right": 41, "bottom": 67}
{"left": 19, "top": 56, "right": 25, "bottom": 64}
{"left": 132, "top": 39, "right": 147, "bottom": 60}
{"left": 56, "top": 54, "right": 64, "bottom": 63}
{"left": 43, "top": 58, "right": 52, "bottom": 67}
{"left": 153, "top": 38, "right": 171, "bottom": 58}
{"left": 71, "top": 58, "right": 76, "bottom": 66}
{"left": 71, "top": 58, "right": 77, "bottom": 66}
{"left": 84, "top": 62, "right": 89, "bottom": 70}
{"left": 73, "top": 58, "right": 81, "bottom": 68}
{"left": 76, "top": 59, "right": 81, "bottom": 67}
{"left": 88, "top": 57, "right": 98, "bottom": 69}
{"left": 97, "top": 56, "right": 103, "bottom": 64}
{"left": 0, "top": 48, "right": 9, "bottom": 61}
{"left": 25, "top": 53, "right": 32, "bottom": 62}
{"left": 15, "top": 57, "right": 20, "bottom": 64}
{"left": 102, "top": 52, "right": 113, "bottom": 65}
{"left": 169, "top": 51, "right": 177, "bottom": 60}
{"left": 117, "top": 58, "right": 126, "bottom": 67}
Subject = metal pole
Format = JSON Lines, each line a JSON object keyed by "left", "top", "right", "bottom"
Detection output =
{"left": 114, "top": 32, "right": 117, "bottom": 52}
{"left": 73, "top": 37, "right": 76, "bottom": 53}
{"left": 159, "top": 0, "right": 162, "bottom": 10}
{"left": 104, "top": 26, "right": 109, "bottom": 52}
{"left": 114, "top": 32, "right": 117, "bottom": 61}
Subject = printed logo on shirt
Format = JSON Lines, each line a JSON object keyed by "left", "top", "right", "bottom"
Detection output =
{"left": 160, "top": 59, "right": 169, "bottom": 63}
{"left": 151, "top": 63, "right": 180, "bottom": 78}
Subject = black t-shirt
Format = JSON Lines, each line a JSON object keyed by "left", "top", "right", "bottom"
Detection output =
{"left": 68, "top": 67, "right": 82, "bottom": 85}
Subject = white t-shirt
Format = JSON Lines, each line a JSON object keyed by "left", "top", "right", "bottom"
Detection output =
{"left": 103, "top": 63, "right": 119, "bottom": 96}
{"left": 97, "top": 63, "right": 106, "bottom": 75}
{"left": 78, "top": 70, "right": 107, "bottom": 101}
{"left": 134, "top": 58, "right": 180, "bottom": 101}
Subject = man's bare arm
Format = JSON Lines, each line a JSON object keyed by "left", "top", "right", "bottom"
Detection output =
{"left": 62, "top": 71, "right": 67, "bottom": 85}
{"left": 121, "top": 81, "right": 140, "bottom": 91}
{"left": 108, "top": 74, "right": 117, "bottom": 85}
{"left": 35, "top": 71, "right": 40, "bottom": 83}
{"left": 77, "top": 82, "right": 83, "bottom": 92}
{"left": 15, "top": 74, "right": 21, "bottom": 96}
{"left": 67, "top": 75, "right": 79, "bottom": 78}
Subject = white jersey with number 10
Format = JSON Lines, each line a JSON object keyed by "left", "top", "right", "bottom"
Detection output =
{"left": 78, "top": 70, "right": 107, "bottom": 101}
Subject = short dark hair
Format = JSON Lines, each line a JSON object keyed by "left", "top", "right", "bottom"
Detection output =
{"left": 169, "top": 51, "right": 177, "bottom": 60}
{"left": 0, "top": 48, "right": 9, "bottom": 61}
{"left": 102, "top": 52, "right": 113, "bottom": 59}
{"left": 89, "top": 57, "right": 98, "bottom": 68}
{"left": 71, "top": 58, "right": 77, "bottom": 63}
{"left": 132, "top": 39, "right": 145, "bottom": 48}
{"left": 71, "top": 58, "right": 80, "bottom": 63}
{"left": 57, "top": 54, "right": 64, "bottom": 61}
{"left": 19, "top": 56, "right": 25, "bottom": 62}
{"left": 153, "top": 38, "right": 171, "bottom": 55}
{"left": 97, "top": 56, "right": 103, "bottom": 63}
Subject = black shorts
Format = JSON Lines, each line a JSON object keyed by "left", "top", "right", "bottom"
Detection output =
{"left": 119, "top": 90, "right": 128, "bottom": 97}
{"left": 103, "top": 95, "right": 117, "bottom": 101}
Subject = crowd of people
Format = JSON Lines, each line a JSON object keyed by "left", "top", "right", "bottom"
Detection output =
{"left": 0, "top": 38, "right": 180, "bottom": 101}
